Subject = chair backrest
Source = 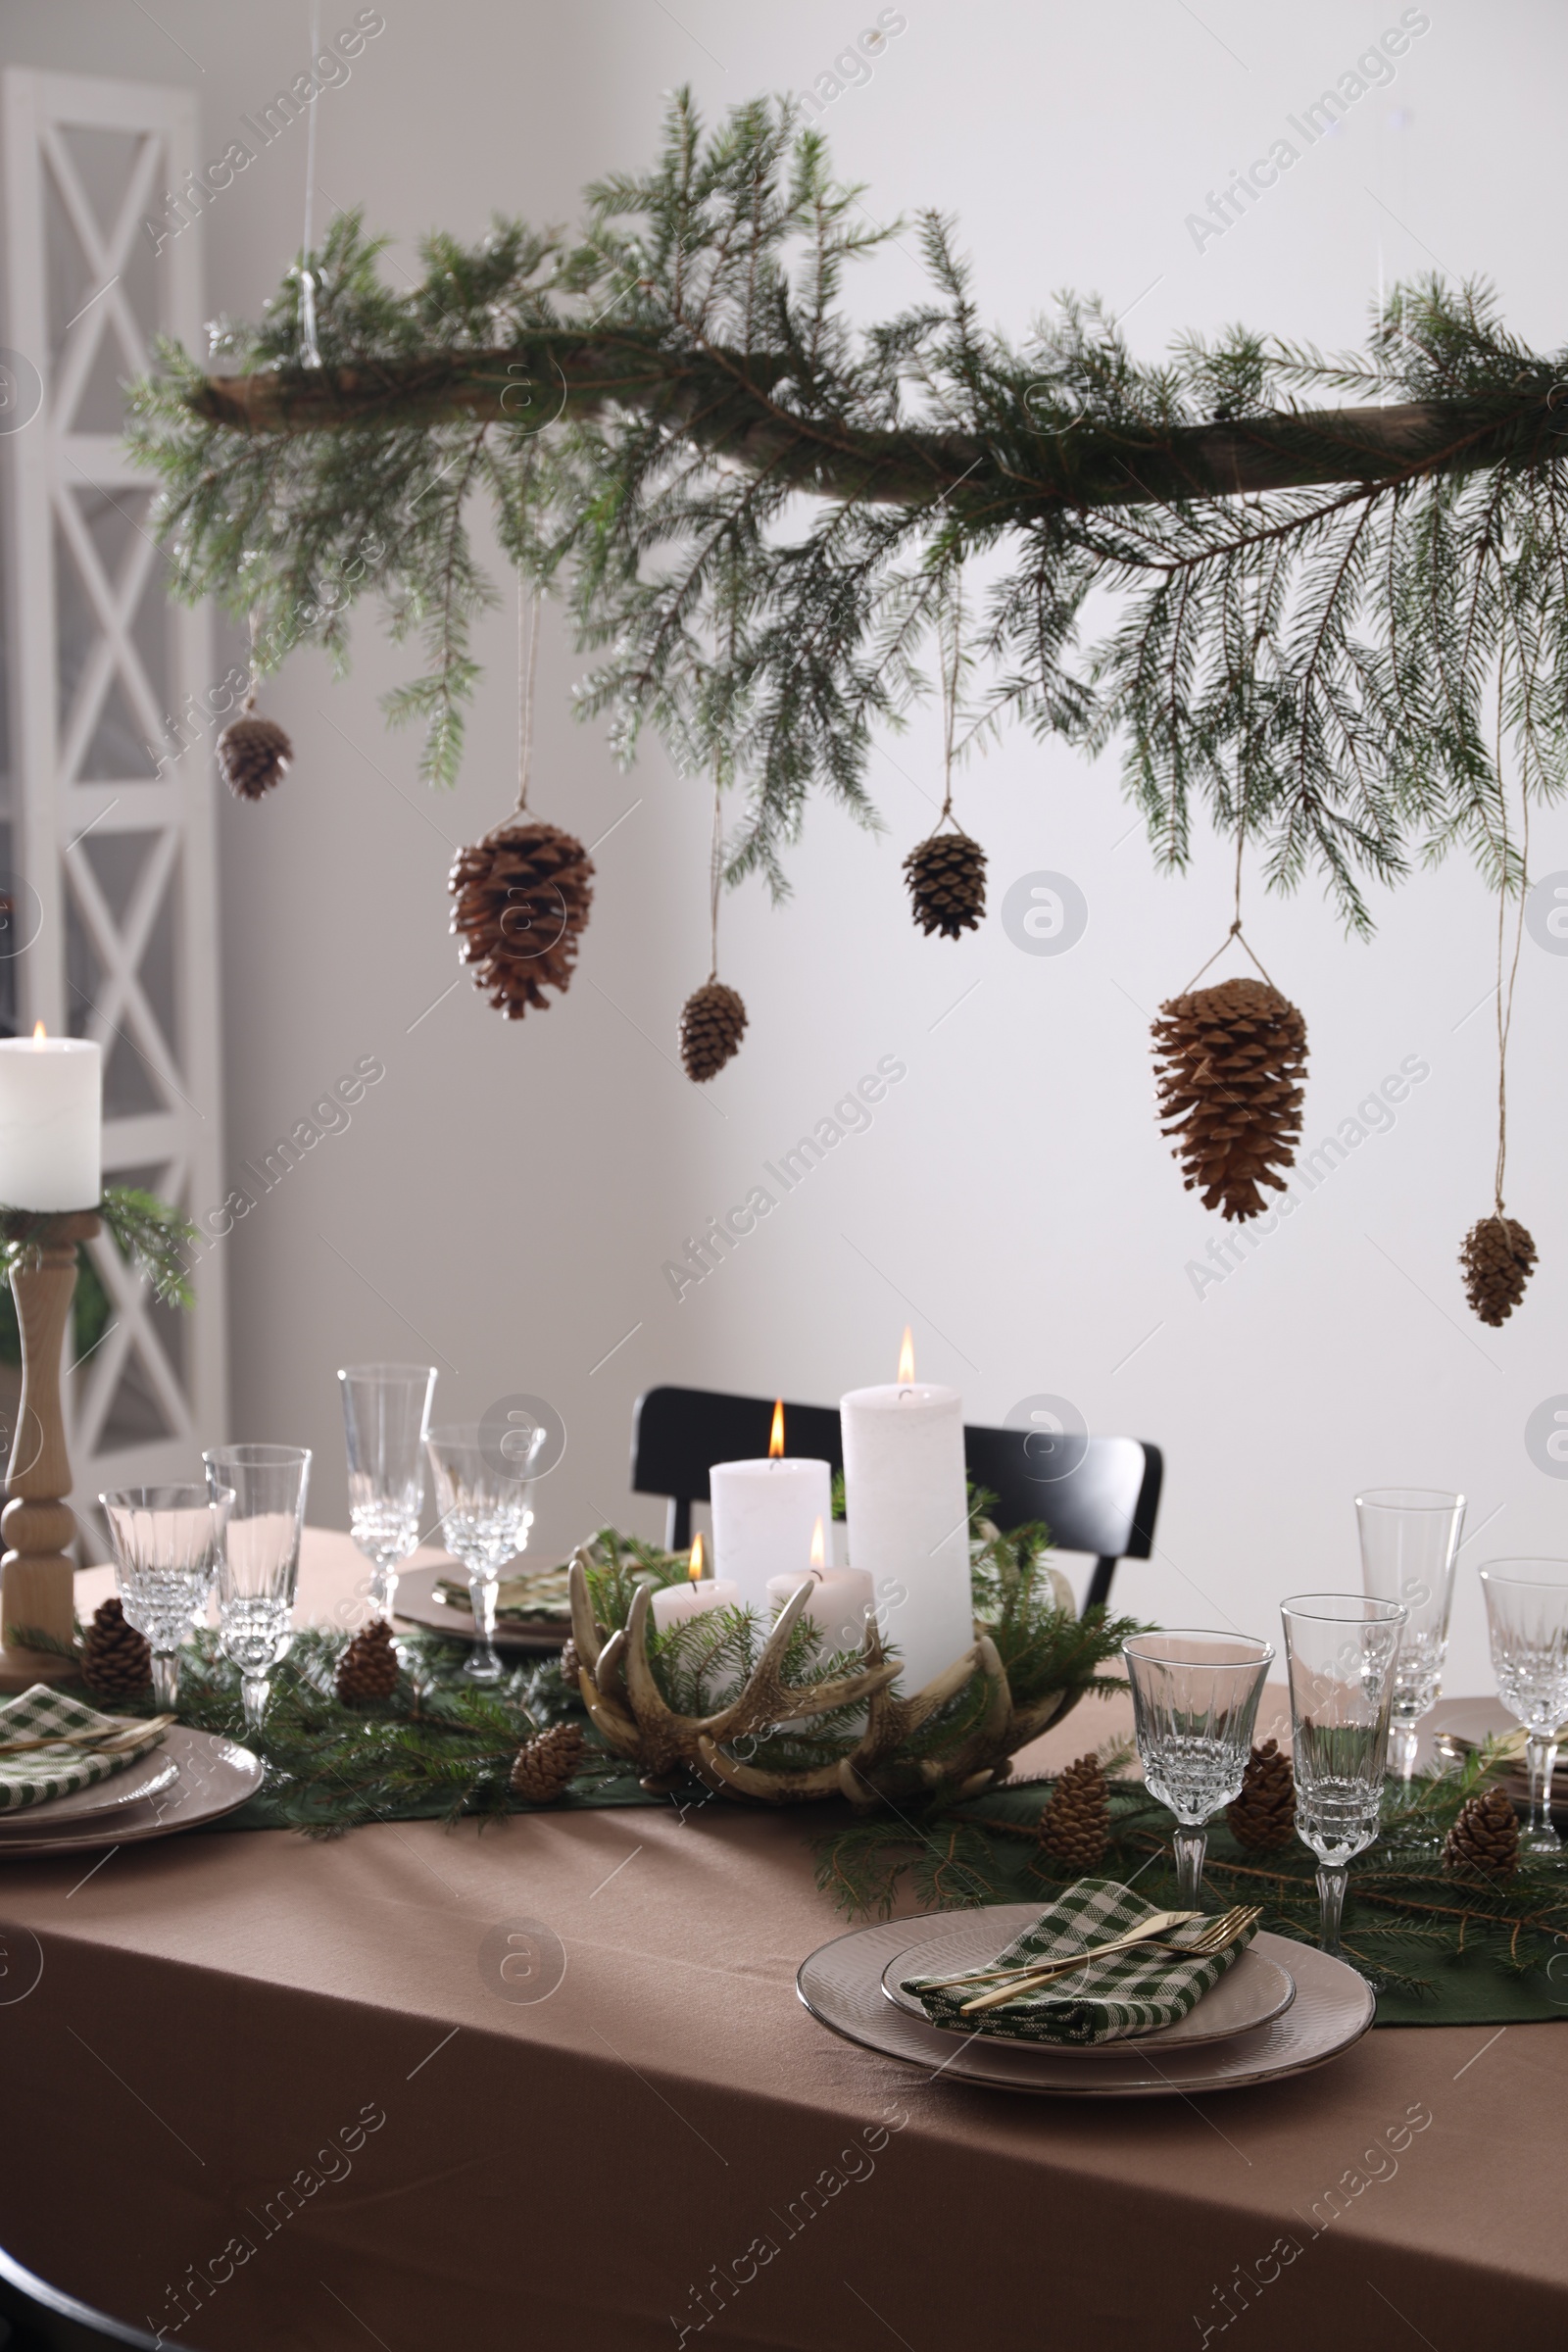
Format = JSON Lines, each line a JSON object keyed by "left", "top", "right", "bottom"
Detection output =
{"left": 630, "top": 1386, "right": 1161, "bottom": 1609}
{"left": 0, "top": 2242, "right": 173, "bottom": 2350}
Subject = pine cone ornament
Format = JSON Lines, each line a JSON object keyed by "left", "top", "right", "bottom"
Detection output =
{"left": 678, "top": 980, "right": 748, "bottom": 1082}
{"left": 449, "top": 818, "right": 595, "bottom": 1018}
{"left": 1460, "top": 1214, "right": 1537, "bottom": 1327}
{"left": 510, "top": 1722, "right": 587, "bottom": 1803}
{"left": 80, "top": 1596, "right": 152, "bottom": 1698}
{"left": 1152, "top": 975, "right": 1308, "bottom": 1221}
{"left": 1037, "top": 1752, "right": 1110, "bottom": 1871}
{"left": 335, "top": 1618, "right": 400, "bottom": 1703}
{"left": 1443, "top": 1785, "right": 1519, "bottom": 1879}
{"left": 1226, "top": 1739, "right": 1297, "bottom": 1852}
{"left": 216, "top": 713, "right": 293, "bottom": 803}
{"left": 903, "top": 828, "right": 987, "bottom": 939}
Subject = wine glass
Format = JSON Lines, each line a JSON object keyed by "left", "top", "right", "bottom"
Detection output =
{"left": 425, "top": 1423, "right": 542, "bottom": 1683}
{"left": 100, "top": 1485, "right": 229, "bottom": 1710}
{"left": 1122, "top": 1631, "right": 1273, "bottom": 1904}
{"left": 1479, "top": 1562, "right": 1568, "bottom": 1855}
{"left": 338, "top": 1364, "right": 436, "bottom": 1623}
{"left": 1356, "top": 1487, "right": 1465, "bottom": 1824}
{"left": 1281, "top": 1592, "right": 1405, "bottom": 1953}
{"left": 204, "top": 1445, "right": 311, "bottom": 1734}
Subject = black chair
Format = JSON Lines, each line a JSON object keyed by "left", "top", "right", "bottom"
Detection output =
{"left": 630, "top": 1386, "right": 1161, "bottom": 1609}
{"left": 0, "top": 2242, "right": 173, "bottom": 2350}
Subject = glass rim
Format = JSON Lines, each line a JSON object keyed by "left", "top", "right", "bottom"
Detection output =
{"left": 1281, "top": 1591, "right": 1407, "bottom": 1624}
{"left": 202, "top": 1444, "right": 312, "bottom": 1468}
{"left": 1478, "top": 1559, "right": 1568, "bottom": 1589}
{"left": 101, "top": 1484, "right": 229, "bottom": 1510}
{"left": 1121, "top": 1629, "right": 1273, "bottom": 1667}
{"left": 1355, "top": 1488, "right": 1465, "bottom": 1512}
{"left": 338, "top": 1363, "right": 438, "bottom": 1384}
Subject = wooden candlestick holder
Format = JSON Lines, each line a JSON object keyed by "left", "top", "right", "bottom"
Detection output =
{"left": 0, "top": 1211, "right": 99, "bottom": 1691}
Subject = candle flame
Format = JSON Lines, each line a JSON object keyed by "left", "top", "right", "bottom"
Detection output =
{"left": 897, "top": 1326, "right": 914, "bottom": 1384}
{"left": 768, "top": 1398, "right": 785, "bottom": 1459}
{"left": 809, "top": 1515, "right": 825, "bottom": 1570}
{"left": 31, "top": 1020, "right": 45, "bottom": 1045}
{"left": 688, "top": 1533, "right": 705, "bottom": 1585}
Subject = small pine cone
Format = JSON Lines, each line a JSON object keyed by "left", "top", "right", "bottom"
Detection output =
{"left": 335, "top": 1618, "right": 400, "bottom": 1703}
{"left": 449, "top": 819, "right": 595, "bottom": 1019}
{"left": 679, "top": 980, "right": 748, "bottom": 1082}
{"left": 1443, "top": 1785, "right": 1520, "bottom": 1880}
{"left": 80, "top": 1596, "right": 152, "bottom": 1698}
{"left": 1152, "top": 976, "right": 1308, "bottom": 1222}
{"left": 217, "top": 714, "right": 293, "bottom": 802}
{"left": 1038, "top": 1752, "right": 1110, "bottom": 1871}
{"left": 903, "top": 828, "right": 987, "bottom": 939}
{"left": 1226, "top": 1739, "right": 1297, "bottom": 1851}
{"left": 1460, "top": 1215, "right": 1537, "bottom": 1327}
{"left": 559, "top": 1637, "right": 582, "bottom": 1688}
{"left": 510, "top": 1722, "right": 587, "bottom": 1803}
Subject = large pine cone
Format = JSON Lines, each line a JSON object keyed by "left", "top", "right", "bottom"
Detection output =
{"left": 510, "top": 1722, "right": 587, "bottom": 1803}
{"left": 449, "top": 819, "right": 595, "bottom": 1018}
{"left": 1038, "top": 1752, "right": 1110, "bottom": 1871}
{"left": 1226, "top": 1739, "right": 1297, "bottom": 1851}
{"left": 679, "top": 980, "right": 748, "bottom": 1082}
{"left": 1460, "top": 1215, "right": 1537, "bottom": 1327}
{"left": 904, "top": 829, "right": 987, "bottom": 938}
{"left": 217, "top": 714, "right": 293, "bottom": 802}
{"left": 1152, "top": 975, "right": 1308, "bottom": 1221}
{"left": 335, "top": 1618, "right": 400, "bottom": 1703}
{"left": 1443, "top": 1786, "right": 1519, "bottom": 1880}
{"left": 80, "top": 1596, "right": 152, "bottom": 1698}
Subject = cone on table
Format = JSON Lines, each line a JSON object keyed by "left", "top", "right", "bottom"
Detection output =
{"left": 1443, "top": 1785, "right": 1519, "bottom": 1880}
{"left": 449, "top": 818, "right": 595, "bottom": 1018}
{"left": 1037, "top": 1752, "right": 1110, "bottom": 1871}
{"left": 216, "top": 713, "right": 293, "bottom": 803}
{"left": 903, "top": 828, "right": 987, "bottom": 939}
{"left": 1226, "top": 1739, "right": 1296, "bottom": 1852}
{"left": 679, "top": 980, "right": 748, "bottom": 1082}
{"left": 510, "top": 1722, "right": 587, "bottom": 1802}
{"left": 335, "top": 1618, "right": 400, "bottom": 1703}
{"left": 80, "top": 1597, "right": 152, "bottom": 1699}
{"left": 1152, "top": 975, "right": 1308, "bottom": 1221}
{"left": 1460, "top": 1215, "right": 1537, "bottom": 1327}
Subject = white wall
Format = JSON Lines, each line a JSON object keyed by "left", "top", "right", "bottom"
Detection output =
{"left": 3, "top": 0, "right": 1564, "bottom": 1692}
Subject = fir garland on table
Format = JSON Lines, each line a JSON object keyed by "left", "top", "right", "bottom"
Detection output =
{"left": 0, "top": 1187, "right": 199, "bottom": 1308}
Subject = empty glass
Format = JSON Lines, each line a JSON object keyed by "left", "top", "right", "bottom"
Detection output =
{"left": 1122, "top": 1631, "right": 1274, "bottom": 1904}
{"left": 1281, "top": 1593, "right": 1405, "bottom": 1953}
{"left": 425, "top": 1423, "right": 541, "bottom": 1683}
{"left": 338, "top": 1364, "right": 437, "bottom": 1622}
{"left": 100, "top": 1485, "right": 230, "bottom": 1710}
{"left": 1356, "top": 1488, "right": 1466, "bottom": 1801}
{"left": 1479, "top": 1562, "right": 1568, "bottom": 1855}
{"left": 204, "top": 1445, "right": 311, "bottom": 1734}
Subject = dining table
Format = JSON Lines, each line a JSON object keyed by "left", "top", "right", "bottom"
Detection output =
{"left": 0, "top": 1528, "right": 1562, "bottom": 2351}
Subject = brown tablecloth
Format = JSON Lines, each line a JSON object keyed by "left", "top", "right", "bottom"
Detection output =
{"left": 0, "top": 1532, "right": 1561, "bottom": 2349}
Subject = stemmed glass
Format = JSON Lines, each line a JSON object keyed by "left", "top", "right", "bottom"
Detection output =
{"left": 425, "top": 1423, "right": 542, "bottom": 1683}
{"left": 100, "top": 1485, "right": 230, "bottom": 1710}
{"left": 204, "top": 1445, "right": 311, "bottom": 1735}
{"left": 1356, "top": 1488, "right": 1465, "bottom": 1814}
{"left": 1122, "top": 1632, "right": 1273, "bottom": 1904}
{"left": 338, "top": 1365, "right": 436, "bottom": 1623}
{"left": 1479, "top": 1562, "right": 1568, "bottom": 1855}
{"left": 1281, "top": 1593, "right": 1405, "bottom": 1953}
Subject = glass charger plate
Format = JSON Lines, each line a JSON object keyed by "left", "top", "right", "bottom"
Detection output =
{"left": 798, "top": 1914, "right": 1373, "bottom": 2097}
{"left": 0, "top": 1728, "right": 262, "bottom": 1858}
{"left": 0, "top": 1744, "right": 179, "bottom": 1827}
{"left": 394, "top": 1565, "right": 568, "bottom": 1653}
{"left": 879, "top": 1906, "right": 1295, "bottom": 2050}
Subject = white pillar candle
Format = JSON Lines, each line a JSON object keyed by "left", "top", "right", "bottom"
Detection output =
{"left": 767, "top": 1566, "right": 875, "bottom": 1652}
{"left": 841, "top": 1334, "right": 973, "bottom": 1695}
{"left": 710, "top": 1451, "right": 833, "bottom": 1612}
{"left": 651, "top": 1538, "right": 742, "bottom": 1633}
{"left": 0, "top": 1029, "right": 101, "bottom": 1210}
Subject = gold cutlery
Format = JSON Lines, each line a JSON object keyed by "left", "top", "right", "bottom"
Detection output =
{"left": 923, "top": 1908, "right": 1200, "bottom": 1992}
{"left": 957, "top": 1904, "right": 1262, "bottom": 2015}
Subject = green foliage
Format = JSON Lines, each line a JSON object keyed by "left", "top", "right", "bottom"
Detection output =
{"left": 0, "top": 1187, "right": 198, "bottom": 1367}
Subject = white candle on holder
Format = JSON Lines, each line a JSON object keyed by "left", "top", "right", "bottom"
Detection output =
{"left": 0, "top": 1026, "right": 101, "bottom": 1210}
{"left": 651, "top": 1535, "right": 741, "bottom": 1632}
{"left": 710, "top": 1401, "right": 833, "bottom": 1612}
{"left": 767, "top": 1517, "right": 875, "bottom": 1651}
{"left": 840, "top": 1328, "right": 973, "bottom": 1695}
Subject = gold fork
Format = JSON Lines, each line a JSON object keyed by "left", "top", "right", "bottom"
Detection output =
{"left": 958, "top": 1905, "right": 1261, "bottom": 2015}
{"left": 923, "top": 1909, "right": 1201, "bottom": 1991}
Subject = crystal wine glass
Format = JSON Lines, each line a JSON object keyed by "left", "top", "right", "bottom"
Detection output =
{"left": 204, "top": 1445, "right": 311, "bottom": 1734}
{"left": 1122, "top": 1631, "right": 1273, "bottom": 1904}
{"left": 1281, "top": 1592, "right": 1405, "bottom": 1953}
{"left": 100, "top": 1485, "right": 230, "bottom": 1710}
{"left": 338, "top": 1364, "right": 436, "bottom": 1623}
{"left": 1479, "top": 1561, "right": 1568, "bottom": 1855}
{"left": 425, "top": 1423, "right": 542, "bottom": 1683}
{"left": 1357, "top": 1487, "right": 1465, "bottom": 1825}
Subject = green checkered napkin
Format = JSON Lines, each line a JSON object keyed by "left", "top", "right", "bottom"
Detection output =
{"left": 902, "top": 1878, "right": 1256, "bottom": 2046}
{"left": 0, "top": 1684, "right": 167, "bottom": 1815}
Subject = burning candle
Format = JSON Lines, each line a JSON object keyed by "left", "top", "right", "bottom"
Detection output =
{"left": 767, "top": 1516, "right": 875, "bottom": 1651}
{"left": 710, "top": 1400, "right": 833, "bottom": 1612}
{"left": 840, "top": 1328, "right": 973, "bottom": 1694}
{"left": 650, "top": 1534, "right": 741, "bottom": 1632}
{"left": 0, "top": 1024, "right": 101, "bottom": 1210}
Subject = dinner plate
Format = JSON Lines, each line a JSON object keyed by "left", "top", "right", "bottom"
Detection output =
{"left": 799, "top": 1915, "right": 1374, "bottom": 2097}
{"left": 879, "top": 1909, "right": 1296, "bottom": 2050}
{"left": 0, "top": 1744, "right": 179, "bottom": 1828}
{"left": 0, "top": 1727, "right": 262, "bottom": 1858}
{"left": 394, "top": 1565, "right": 568, "bottom": 1653}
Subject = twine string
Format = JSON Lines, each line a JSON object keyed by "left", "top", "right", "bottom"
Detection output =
{"left": 1494, "top": 672, "right": 1529, "bottom": 1217}
{"left": 1181, "top": 820, "right": 1278, "bottom": 992}
{"left": 512, "top": 567, "right": 539, "bottom": 817}
{"left": 707, "top": 770, "right": 723, "bottom": 984}
{"left": 938, "top": 574, "right": 962, "bottom": 826}
{"left": 241, "top": 608, "right": 260, "bottom": 715}
{"left": 298, "top": 0, "right": 323, "bottom": 367}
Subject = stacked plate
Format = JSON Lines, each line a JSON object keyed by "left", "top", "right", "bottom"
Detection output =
{"left": 797, "top": 1903, "right": 1376, "bottom": 2096}
{"left": 0, "top": 1727, "right": 263, "bottom": 1860}
{"left": 395, "top": 1564, "right": 568, "bottom": 1652}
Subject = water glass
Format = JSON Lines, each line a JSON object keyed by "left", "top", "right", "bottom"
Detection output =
{"left": 1479, "top": 1562, "right": 1568, "bottom": 1855}
{"left": 1122, "top": 1631, "right": 1273, "bottom": 1904}
{"left": 204, "top": 1445, "right": 311, "bottom": 1734}
{"left": 338, "top": 1364, "right": 437, "bottom": 1622}
{"left": 1281, "top": 1593, "right": 1405, "bottom": 1953}
{"left": 1356, "top": 1487, "right": 1465, "bottom": 1796}
{"left": 425, "top": 1423, "right": 541, "bottom": 1683}
{"left": 100, "top": 1485, "right": 229, "bottom": 1710}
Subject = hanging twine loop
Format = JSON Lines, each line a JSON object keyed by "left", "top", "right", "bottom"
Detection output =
{"left": 511, "top": 570, "right": 540, "bottom": 822}
{"left": 1180, "top": 821, "right": 1279, "bottom": 993}
{"left": 937, "top": 573, "right": 962, "bottom": 829}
